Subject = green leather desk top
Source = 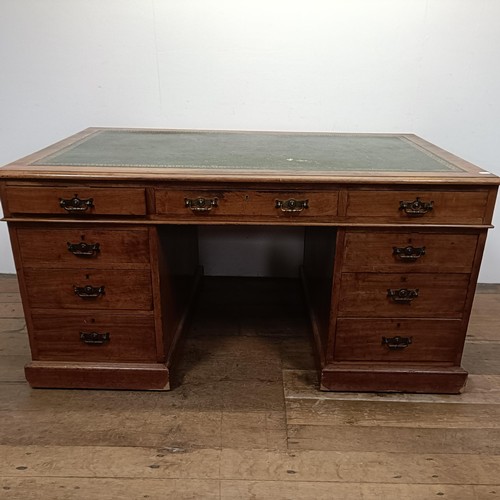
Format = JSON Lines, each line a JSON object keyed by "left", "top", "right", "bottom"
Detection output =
{"left": 33, "top": 129, "right": 458, "bottom": 173}
{"left": 2, "top": 128, "right": 497, "bottom": 184}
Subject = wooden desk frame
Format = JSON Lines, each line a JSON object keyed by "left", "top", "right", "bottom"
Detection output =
{"left": 1, "top": 128, "right": 498, "bottom": 393}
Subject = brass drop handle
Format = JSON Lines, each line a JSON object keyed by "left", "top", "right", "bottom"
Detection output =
{"left": 387, "top": 288, "right": 419, "bottom": 304}
{"left": 60, "top": 195, "right": 94, "bottom": 212}
{"left": 67, "top": 241, "right": 100, "bottom": 257}
{"left": 185, "top": 197, "right": 218, "bottom": 212}
{"left": 275, "top": 198, "right": 309, "bottom": 213}
{"left": 393, "top": 245, "right": 426, "bottom": 261}
{"left": 399, "top": 197, "right": 433, "bottom": 217}
{"left": 74, "top": 285, "right": 105, "bottom": 299}
{"left": 80, "top": 331, "right": 110, "bottom": 345}
{"left": 382, "top": 336, "right": 412, "bottom": 350}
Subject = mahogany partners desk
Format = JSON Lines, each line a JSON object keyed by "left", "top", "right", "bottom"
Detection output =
{"left": 0, "top": 129, "right": 498, "bottom": 393}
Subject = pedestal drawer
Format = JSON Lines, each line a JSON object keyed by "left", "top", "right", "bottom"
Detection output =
{"left": 345, "top": 189, "right": 490, "bottom": 224}
{"left": 334, "top": 318, "right": 463, "bottom": 363}
{"left": 31, "top": 311, "right": 157, "bottom": 362}
{"left": 17, "top": 227, "right": 151, "bottom": 268}
{"left": 342, "top": 231, "right": 478, "bottom": 273}
{"left": 5, "top": 186, "right": 146, "bottom": 216}
{"left": 24, "top": 268, "right": 153, "bottom": 310}
{"left": 338, "top": 273, "right": 470, "bottom": 318}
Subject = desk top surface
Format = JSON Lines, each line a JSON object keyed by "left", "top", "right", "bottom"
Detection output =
{"left": 2, "top": 128, "right": 498, "bottom": 184}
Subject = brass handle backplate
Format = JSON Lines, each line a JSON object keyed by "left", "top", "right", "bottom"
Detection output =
{"left": 382, "top": 336, "right": 413, "bottom": 350}
{"left": 80, "top": 331, "right": 110, "bottom": 345}
{"left": 399, "top": 197, "right": 433, "bottom": 217}
{"left": 60, "top": 195, "right": 94, "bottom": 212}
{"left": 275, "top": 199, "right": 309, "bottom": 213}
{"left": 74, "top": 285, "right": 105, "bottom": 299}
{"left": 67, "top": 241, "right": 100, "bottom": 257}
{"left": 393, "top": 245, "right": 426, "bottom": 261}
{"left": 185, "top": 197, "right": 218, "bottom": 212}
{"left": 387, "top": 288, "right": 419, "bottom": 304}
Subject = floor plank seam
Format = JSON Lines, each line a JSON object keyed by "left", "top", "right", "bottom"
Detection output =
{"left": 0, "top": 475, "right": 499, "bottom": 486}
{"left": 465, "top": 340, "right": 500, "bottom": 345}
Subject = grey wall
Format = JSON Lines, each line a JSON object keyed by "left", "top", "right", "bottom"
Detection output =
{"left": 1, "top": 0, "right": 499, "bottom": 279}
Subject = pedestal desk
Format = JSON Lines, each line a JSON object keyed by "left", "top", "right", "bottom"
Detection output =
{"left": 1, "top": 128, "right": 498, "bottom": 393}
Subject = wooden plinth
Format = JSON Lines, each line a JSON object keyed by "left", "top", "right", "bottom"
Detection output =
{"left": 25, "top": 361, "right": 170, "bottom": 391}
{"left": 320, "top": 363, "right": 468, "bottom": 394}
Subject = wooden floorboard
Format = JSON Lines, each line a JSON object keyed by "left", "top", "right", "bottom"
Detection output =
{"left": 0, "top": 274, "right": 499, "bottom": 499}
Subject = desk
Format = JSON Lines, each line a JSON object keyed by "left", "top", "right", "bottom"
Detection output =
{"left": 1, "top": 128, "right": 498, "bottom": 393}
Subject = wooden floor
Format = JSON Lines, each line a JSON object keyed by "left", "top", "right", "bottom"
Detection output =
{"left": 0, "top": 274, "right": 500, "bottom": 500}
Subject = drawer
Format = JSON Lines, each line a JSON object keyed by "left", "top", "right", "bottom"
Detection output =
{"left": 156, "top": 189, "right": 338, "bottom": 220}
{"left": 17, "top": 227, "right": 151, "bottom": 268}
{"left": 31, "top": 311, "right": 157, "bottom": 362}
{"left": 156, "top": 189, "right": 247, "bottom": 217}
{"left": 5, "top": 186, "right": 146, "bottom": 216}
{"left": 24, "top": 268, "right": 153, "bottom": 310}
{"left": 342, "top": 231, "right": 478, "bottom": 273}
{"left": 345, "top": 189, "right": 490, "bottom": 224}
{"left": 338, "top": 273, "right": 470, "bottom": 318}
{"left": 246, "top": 191, "right": 338, "bottom": 219}
{"left": 334, "top": 318, "right": 462, "bottom": 363}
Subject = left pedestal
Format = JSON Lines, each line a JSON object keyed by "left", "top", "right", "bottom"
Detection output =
{"left": 6, "top": 217, "right": 199, "bottom": 390}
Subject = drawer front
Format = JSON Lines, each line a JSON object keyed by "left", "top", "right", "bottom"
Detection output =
{"left": 338, "top": 273, "right": 469, "bottom": 318}
{"left": 156, "top": 190, "right": 247, "bottom": 217}
{"left": 334, "top": 318, "right": 462, "bottom": 363}
{"left": 246, "top": 191, "right": 338, "bottom": 219}
{"left": 5, "top": 186, "right": 146, "bottom": 216}
{"left": 345, "top": 189, "right": 489, "bottom": 224}
{"left": 17, "top": 227, "right": 151, "bottom": 268}
{"left": 156, "top": 189, "right": 338, "bottom": 220}
{"left": 24, "top": 269, "right": 153, "bottom": 310}
{"left": 342, "top": 231, "right": 478, "bottom": 273}
{"left": 31, "top": 312, "right": 157, "bottom": 362}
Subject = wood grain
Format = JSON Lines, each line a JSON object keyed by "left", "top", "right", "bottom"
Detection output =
{"left": 30, "top": 311, "right": 157, "bottom": 362}
{"left": 4, "top": 185, "right": 146, "bottom": 216}
{"left": 0, "top": 302, "right": 24, "bottom": 318}
{"left": 221, "top": 481, "right": 499, "bottom": 500}
{"left": 338, "top": 272, "right": 470, "bottom": 318}
{"left": 23, "top": 268, "right": 153, "bottom": 310}
{"left": 334, "top": 318, "right": 462, "bottom": 362}
{"left": 285, "top": 397, "right": 500, "bottom": 428}
{"left": 0, "top": 275, "right": 500, "bottom": 497}
{"left": 0, "top": 478, "right": 221, "bottom": 500}
{"left": 2, "top": 129, "right": 498, "bottom": 395}
{"left": 16, "top": 226, "right": 151, "bottom": 268}
{"left": 342, "top": 230, "right": 479, "bottom": 273}
{"left": 345, "top": 188, "right": 490, "bottom": 224}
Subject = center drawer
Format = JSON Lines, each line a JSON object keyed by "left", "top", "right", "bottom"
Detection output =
{"left": 156, "top": 190, "right": 247, "bottom": 217}
{"left": 155, "top": 189, "right": 338, "bottom": 220}
{"left": 338, "top": 273, "right": 470, "bottom": 318}
{"left": 24, "top": 268, "right": 153, "bottom": 310}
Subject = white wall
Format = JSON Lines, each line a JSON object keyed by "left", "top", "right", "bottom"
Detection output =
{"left": 1, "top": 0, "right": 499, "bottom": 279}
